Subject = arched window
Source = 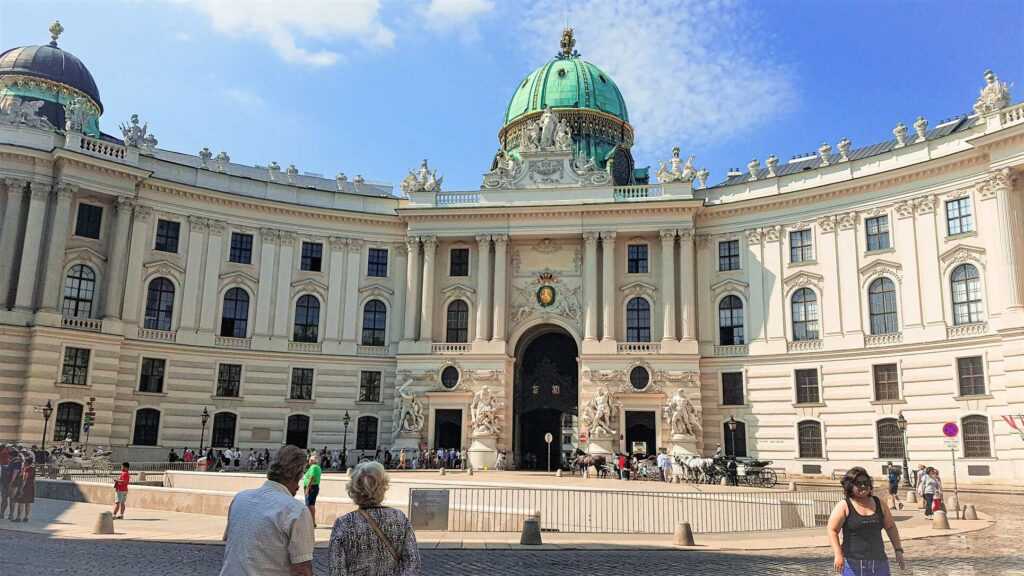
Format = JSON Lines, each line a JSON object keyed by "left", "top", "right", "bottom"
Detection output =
{"left": 132, "top": 408, "right": 160, "bottom": 446}
{"left": 361, "top": 299, "right": 387, "bottom": 347}
{"left": 446, "top": 300, "right": 469, "bottom": 343}
{"left": 293, "top": 295, "right": 320, "bottom": 342}
{"left": 62, "top": 264, "right": 96, "bottom": 318}
{"left": 797, "top": 420, "right": 823, "bottom": 459}
{"left": 718, "top": 295, "right": 745, "bottom": 345}
{"left": 791, "top": 288, "right": 819, "bottom": 341}
{"left": 144, "top": 277, "right": 175, "bottom": 331}
{"left": 723, "top": 420, "right": 747, "bottom": 458}
{"left": 626, "top": 297, "right": 651, "bottom": 342}
{"left": 53, "top": 402, "right": 83, "bottom": 443}
{"left": 212, "top": 412, "right": 237, "bottom": 448}
{"left": 868, "top": 278, "right": 898, "bottom": 335}
{"left": 220, "top": 288, "right": 250, "bottom": 338}
{"left": 951, "top": 264, "right": 983, "bottom": 325}
{"left": 356, "top": 416, "right": 378, "bottom": 450}
{"left": 286, "top": 414, "right": 310, "bottom": 449}
{"left": 876, "top": 418, "right": 904, "bottom": 459}
{"left": 962, "top": 415, "right": 991, "bottom": 458}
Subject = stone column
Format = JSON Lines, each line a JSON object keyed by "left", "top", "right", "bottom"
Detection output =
{"left": 271, "top": 232, "right": 296, "bottom": 338}
{"left": 0, "top": 178, "right": 26, "bottom": 309}
{"left": 745, "top": 230, "right": 766, "bottom": 342}
{"left": 341, "top": 239, "right": 363, "bottom": 343}
{"left": 836, "top": 213, "right": 863, "bottom": 336}
{"left": 120, "top": 205, "right": 153, "bottom": 324}
{"left": 583, "top": 232, "right": 599, "bottom": 341}
{"left": 253, "top": 228, "right": 278, "bottom": 338}
{"left": 492, "top": 234, "right": 508, "bottom": 342}
{"left": 601, "top": 231, "right": 616, "bottom": 341}
{"left": 39, "top": 183, "right": 76, "bottom": 312}
{"left": 179, "top": 216, "right": 209, "bottom": 332}
{"left": 992, "top": 169, "right": 1023, "bottom": 312}
{"left": 325, "top": 237, "right": 347, "bottom": 342}
{"left": 198, "top": 220, "right": 225, "bottom": 333}
{"left": 913, "top": 197, "right": 944, "bottom": 327}
{"left": 14, "top": 182, "right": 51, "bottom": 311}
{"left": 102, "top": 197, "right": 134, "bottom": 320}
{"left": 678, "top": 230, "right": 696, "bottom": 340}
{"left": 817, "top": 217, "right": 843, "bottom": 336}
{"left": 762, "top": 226, "right": 786, "bottom": 341}
{"left": 475, "top": 235, "right": 492, "bottom": 342}
{"left": 391, "top": 241, "right": 408, "bottom": 346}
{"left": 403, "top": 237, "right": 421, "bottom": 341}
{"left": 660, "top": 229, "right": 677, "bottom": 342}
{"left": 419, "top": 236, "right": 437, "bottom": 341}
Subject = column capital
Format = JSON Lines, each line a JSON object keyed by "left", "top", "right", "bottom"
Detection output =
{"left": 55, "top": 182, "right": 78, "bottom": 201}
{"left": 393, "top": 241, "right": 408, "bottom": 256}
{"left": 328, "top": 236, "right": 348, "bottom": 250}
{"left": 659, "top": 229, "right": 677, "bottom": 242}
{"left": 895, "top": 200, "right": 915, "bottom": 219}
{"left": 347, "top": 238, "right": 364, "bottom": 252}
{"left": 422, "top": 236, "right": 438, "bottom": 250}
{"left": 208, "top": 219, "right": 226, "bottom": 235}
{"left": 976, "top": 167, "right": 1016, "bottom": 200}
{"left": 764, "top": 225, "right": 781, "bottom": 242}
{"left": 837, "top": 212, "right": 858, "bottom": 231}
{"left": 600, "top": 231, "right": 616, "bottom": 242}
{"left": 817, "top": 215, "right": 836, "bottom": 234}
{"left": 745, "top": 228, "right": 762, "bottom": 245}
{"left": 3, "top": 177, "right": 26, "bottom": 194}
{"left": 404, "top": 237, "right": 420, "bottom": 251}
{"left": 583, "top": 231, "right": 599, "bottom": 245}
{"left": 492, "top": 234, "right": 509, "bottom": 246}
{"left": 115, "top": 196, "right": 135, "bottom": 212}
{"left": 134, "top": 204, "right": 154, "bottom": 222}
{"left": 259, "top": 227, "right": 279, "bottom": 243}
{"left": 188, "top": 215, "right": 210, "bottom": 232}
{"left": 914, "top": 195, "right": 936, "bottom": 215}
{"left": 678, "top": 228, "right": 694, "bottom": 242}
{"left": 476, "top": 234, "right": 492, "bottom": 246}
{"left": 695, "top": 233, "right": 712, "bottom": 247}
{"left": 278, "top": 231, "right": 297, "bottom": 246}
{"left": 28, "top": 181, "right": 50, "bottom": 201}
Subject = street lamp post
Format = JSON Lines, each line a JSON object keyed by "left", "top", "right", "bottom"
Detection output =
{"left": 897, "top": 412, "right": 911, "bottom": 487}
{"left": 199, "top": 407, "right": 210, "bottom": 454}
{"left": 341, "top": 411, "right": 351, "bottom": 472}
{"left": 41, "top": 400, "right": 54, "bottom": 451}
{"left": 727, "top": 415, "right": 738, "bottom": 458}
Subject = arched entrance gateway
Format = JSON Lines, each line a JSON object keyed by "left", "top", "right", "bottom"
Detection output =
{"left": 513, "top": 325, "right": 579, "bottom": 470}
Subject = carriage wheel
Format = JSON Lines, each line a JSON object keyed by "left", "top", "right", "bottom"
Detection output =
{"left": 760, "top": 468, "right": 777, "bottom": 488}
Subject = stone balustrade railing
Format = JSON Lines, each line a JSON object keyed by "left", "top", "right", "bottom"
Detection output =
{"left": 714, "top": 344, "right": 749, "bottom": 357}
{"left": 617, "top": 341, "right": 661, "bottom": 354}
{"left": 138, "top": 327, "right": 177, "bottom": 342}
{"left": 1001, "top": 102, "right": 1024, "bottom": 126}
{"left": 77, "top": 134, "right": 127, "bottom": 161}
{"left": 865, "top": 333, "right": 903, "bottom": 347}
{"left": 613, "top": 184, "right": 663, "bottom": 201}
{"left": 357, "top": 344, "right": 391, "bottom": 356}
{"left": 288, "top": 341, "right": 322, "bottom": 353}
{"left": 431, "top": 342, "right": 471, "bottom": 354}
{"left": 947, "top": 322, "right": 988, "bottom": 339}
{"left": 214, "top": 335, "right": 252, "bottom": 349}
{"left": 435, "top": 192, "right": 480, "bottom": 206}
{"left": 787, "top": 339, "right": 823, "bottom": 352}
{"left": 62, "top": 315, "right": 102, "bottom": 332}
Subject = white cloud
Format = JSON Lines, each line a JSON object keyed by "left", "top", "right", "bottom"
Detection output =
{"left": 423, "top": 0, "right": 495, "bottom": 32}
{"left": 519, "top": 0, "right": 796, "bottom": 161}
{"left": 223, "top": 87, "right": 266, "bottom": 110}
{"left": 178, "top": 0, "right": 394, "bottom": 67}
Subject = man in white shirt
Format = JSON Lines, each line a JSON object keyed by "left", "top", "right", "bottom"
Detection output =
{"left": 220, "top": 445, "right": 314, "bottom": 576}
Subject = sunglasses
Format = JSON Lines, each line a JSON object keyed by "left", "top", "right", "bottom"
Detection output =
{"left": 853, "top": 479, "right": 872, "bottom": 489}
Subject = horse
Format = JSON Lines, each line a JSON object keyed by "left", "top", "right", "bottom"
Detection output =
{"left": 573, "top": 454, "right": 608, "bottom": 478}
{"left": 675, "top": 456, "right": 715, "bottom": 483}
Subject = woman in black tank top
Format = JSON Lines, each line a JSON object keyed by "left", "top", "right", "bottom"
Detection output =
{"left": 827, "top": 467, "right": 906, "bottom": 575}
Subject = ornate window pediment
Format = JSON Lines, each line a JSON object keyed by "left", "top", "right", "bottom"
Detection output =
{"left": 291, "top": 277, "right": 328, "bottom": 301}
{"left": 219, "top": 270, "right": 259, "bottom": 294}
{"left": 783, "top": 270, "right": 824, "bottom": 295}
{"left": 441, "top": 283, "right": 476, "bottom": 301}
{"left": 142, "top": 259, "right": 186, "bottom": 279}
{"left": 359, "top": 282, "right": 395, "bottom": 297}
{"left": 619, "top": 280, "right": 657, "bottom": 299}
{"left": 710, "top": 278, "right": 749, "bottom": 298}
{"left": 65, "top": 246, "right": 107, "bottom": 269}
{"left": 939, "top": 244, "right": 986, "bottom": 271}
{"left": 859, "top": 259, "right": 903, "bottom": 287}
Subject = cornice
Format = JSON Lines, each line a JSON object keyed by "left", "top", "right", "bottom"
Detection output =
{"left": 53, "top": 149, "right": 151, "bottom": 180}
{"left": 399, "top": 198, "right": 702, "bottom": 222}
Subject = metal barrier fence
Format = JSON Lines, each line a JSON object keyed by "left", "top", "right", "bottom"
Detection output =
{"left": 41, "top": 461, "right": 200, "bottom": 481}
{"left": 417, "top": 486, "right": 844, "bottom": 534}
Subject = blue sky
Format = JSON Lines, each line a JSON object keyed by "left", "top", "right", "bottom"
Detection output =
{"left": 3, "top": 0, "right": 1022, "bottom": 191}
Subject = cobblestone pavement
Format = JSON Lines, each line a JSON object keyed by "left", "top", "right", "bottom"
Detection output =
{"left": 2, "top": 493, "right": 1022, "bottom": 575}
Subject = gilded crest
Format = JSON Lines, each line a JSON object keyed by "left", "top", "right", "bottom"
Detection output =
{"left": 536, "top": 285, "right": 556, "bottom": 307}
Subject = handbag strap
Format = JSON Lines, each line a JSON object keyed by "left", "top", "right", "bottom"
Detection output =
{"left": 358, "top": 508, "right": 401, "bottom": 564}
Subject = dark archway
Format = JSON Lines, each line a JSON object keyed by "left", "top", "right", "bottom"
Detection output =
{"left": 514, "top": 326, "right": 578, "bottom": 470}
{"left": 434, "top": 409, "right": 463, "bottom": 450}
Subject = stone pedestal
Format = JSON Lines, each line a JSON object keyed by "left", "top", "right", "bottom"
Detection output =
{"left": 587, "top": 431, "right": 616, "bottom": 457}
{"left": 669, "top": 434, "right": 699, "bottom": 458}
{"left": 468, "top": 434, "right": 498, "bottom": 469}
{"left": 392, "top": 431, "right": 423, "bottom": 452}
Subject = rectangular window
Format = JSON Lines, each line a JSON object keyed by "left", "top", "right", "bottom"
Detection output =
{"left": 359, "top": 371, "right": 382, "bottom": 403}
{"left": 946, "top": 198, "right": 974, "bottom": 235}
{"left": 957, "top": 356, "right": 986, "bottom": 396}
{"left": 450, "top": 248, "right": 470, "bottom": 276}
{"left": 154, "top": 220, "right": 180, "bottom": 253}
{"left": 789, "top": 230, "right": 813, "bottom": 263}
{"left": 61, "top": 347, "right": 91, "bottom": 385}
{"left": 229, "top": 232, "right": 253, "bottom": 264}
{"left": 627, "top": 244, "right": 648, "bottom": 274}
{"left": 865, "top": 215, "right": 891, "bottom": 251}
{"left": 718, "top": 240, "right": 740, "bottom": 271}
{"left": 300, "top": 242, "right": 323, "bottom": 272}
{"left": 367, "top": 247, "right": 388, "bottom": 277}
{"left": 290, "top": 367, "right": 314, "bottom": 400}
{"left": 721, "top": 372, "right": 744, "bottom": 406}
{"left": 216, "top": 364, "right": 242, "bottom": 397}
{"left": 74, "top": 204, "right": 103, "bottom": 239}
{"left": 795, "top": 368, "right": 820, "bottom": 404}
{"left": 139, "top": 357, "right": 166, "bottom": 393}
{"left": 872, "top": 363, "right": 900, "bottom": 401}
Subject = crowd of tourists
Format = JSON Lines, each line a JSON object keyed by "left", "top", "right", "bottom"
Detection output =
{"left": 0, "top": 442, "right": 36, "bottom": 522}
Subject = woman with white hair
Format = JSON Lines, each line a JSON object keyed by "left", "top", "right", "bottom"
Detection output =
{"left": 328, "top": 461, "right": 422, "bottom": 575}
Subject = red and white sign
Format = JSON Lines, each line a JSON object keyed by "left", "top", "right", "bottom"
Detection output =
{"left": 942, "top": 422, "right": 959, "bottom": 438}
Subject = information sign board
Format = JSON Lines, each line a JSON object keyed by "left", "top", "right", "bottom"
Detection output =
{"left": 409, "top": 489, "right": 450, "bottom": 531}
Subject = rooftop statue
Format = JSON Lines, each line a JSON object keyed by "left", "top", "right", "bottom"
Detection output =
{"left": 0, "top": 97, "right": 54, "bottom": 130}
{"left": 400, "top": 159, "right": 443, "bottom": 195}
{"left": 63, "top": 96, "right": 88, "bottom": 132}
{"left": 656, "top": 147, "right": 696, "bottom": 183}
{"left": 119, "top": 114, "right": 156, "bottom": 149}
{"left": 974, "top": 69, "right": 1012, "bottom": 115}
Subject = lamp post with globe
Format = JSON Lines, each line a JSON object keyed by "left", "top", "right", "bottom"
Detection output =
{"left": 341, "top": 411, "right": 351, "bottom": 472}
{"left": 40, "top": 400, "right": 54, "bottom": 451}
{"left": 897, "top": 412, "right": 911, "bottom": 487}
{"left": 199, "top": 407, "right": 210, "bottom": 454}
{"left": 727, "top": 415, "right": 738, "bottom": 458}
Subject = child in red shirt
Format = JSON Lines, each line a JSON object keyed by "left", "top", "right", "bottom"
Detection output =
{"left": 113, "top": 462, "right": 130, "bottom": 519}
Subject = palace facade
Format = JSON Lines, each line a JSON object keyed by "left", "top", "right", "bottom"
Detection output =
{"left": 1, "top": 24, "right": 1023, "bottom": 482}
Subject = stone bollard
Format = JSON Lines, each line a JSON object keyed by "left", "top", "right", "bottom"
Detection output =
{"left": 439, "top": 468, "right": 446, "bottom": 476}
{"left": 947, "top": 493, "right": 959, "bottom": 514}
{"left": 467, "top": 468, "right": 474, "bottom": 476}
{"left": 673, "top": 522, "right": 695, "bottom": 546}
{"left": 520, "top": 511, "right": 542, "bottom": 545}
{"left": 788, "top": 481, "right": 797, "bottom": 492}
{"left": 94, "top": 512, "right": 115, "bottom": 534}
{"left": 720, "top": 477, "right": 728, "bottom": 486}
{"left": 964, "top": 504, "right": 978, "bottom": 520}
{"left": 906, "top": 490, "right": 917, "bottom": 504}
{"left": 931, "top": 510, "right": 951, "bottom": 530}
{"left": 138, "top": 471, "right": 147, "bottom": 483}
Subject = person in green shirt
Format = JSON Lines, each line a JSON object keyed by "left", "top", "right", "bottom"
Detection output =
{"left": 302, "top": 454, "right": 322, "bottom": 527}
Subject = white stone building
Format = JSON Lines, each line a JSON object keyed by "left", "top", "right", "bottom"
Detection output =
{"left": 1, "top": 25, "right": 1022, "bottom": 483}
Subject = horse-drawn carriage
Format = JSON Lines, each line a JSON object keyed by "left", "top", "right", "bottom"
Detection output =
{"left": 675, "top": 455, "right": 778, "bottom": 487}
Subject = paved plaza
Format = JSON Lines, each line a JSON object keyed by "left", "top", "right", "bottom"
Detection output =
{"left": 2, "top": 492, "right": 1023, "bottom": 575}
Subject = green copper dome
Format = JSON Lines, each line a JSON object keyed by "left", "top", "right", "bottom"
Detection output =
{"left": 504, "top": 54, "right": 628, "bottom": 126}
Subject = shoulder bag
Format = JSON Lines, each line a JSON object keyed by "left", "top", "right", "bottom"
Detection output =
{"left": 358, "top": 508, "right": 402, "bottom": 564}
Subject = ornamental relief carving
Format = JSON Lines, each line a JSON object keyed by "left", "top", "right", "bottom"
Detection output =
{"left": 440, "top": 282, "right": 476, "bottom": 304}
{"left": 619, "top": 280, "right": 657, "bottom": 302}
{"left": 975, "top": 168, "right": 1015, "bottom": 201}
{"left": 218, "top": 270, "right": 259, "bottom": 296}
{"left": 764, "top": 226, "right": 781, "bottom": 242}
{"left": 817, "top": 216, "right": 836, "bottom": 233}
{"left": 511, "top": 239, "right": 582, "bottom": 277}
{"left": 783, "top": 270, "right": 824, "bottom": 295}
{"left": 858, "top": 259, "right": 903, "bottom": 288}
{"left": 290, "top": 277, "right": 328, "bottom": 302}
{"left": 837, "top": 212, "right": 858, "bottom": 231}
{"left": 142, "top": 259, "right": 186, "bottom": 282}
{"left": 939, "top": 244, "right": 986, "bottom": 271}
{"left": 746, "top": 229, "right": 762, "bottom": 245}
{"left": 64, "top": 246, "right": 107, "bottom": 270}
{"left": 894, "top": 200, "right": 915, "bottom": 219}
{"left": 914, "top": 195, "right": 936, "bottom": 215}
{"left": 509, "top": 271, "right": 582, "bottom": 331}
{"left": 710, "top": 278, "right": 749, "bottom": 300}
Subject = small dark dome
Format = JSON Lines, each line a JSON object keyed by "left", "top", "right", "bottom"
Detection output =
{"left": 0, "top": 43, "right": 102, "bottom": 111}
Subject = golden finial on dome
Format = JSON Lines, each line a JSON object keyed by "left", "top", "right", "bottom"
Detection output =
{"left": 559, "top": 27, "right": 575, "bottom": 58}
{"left": 49, "top": 20, "right": 64, "bottom": 47}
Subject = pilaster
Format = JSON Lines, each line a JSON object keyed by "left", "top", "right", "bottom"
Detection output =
{"left": 120, "top": 204, "right": 153, "bottom": 326}
{"left": 419, "top": 236, "right": 437, "bottom": 341}
{"left": 325, "top": 237, "right": 347, "bottom": 343}
{"left": 745, "top": 229, "right": 766, "bottom": 343}
{"left": 102, "top": 196, "right": 134, "bottom": 320}
{"left": 403, "top": 237, "right": 421, "bottom": 341}
{"left": 392, "top": 241, "right": 408, "bottom": 346}
{"left": 601, "top": 231, "right": 616, "bottom": 342}
{"left": 762, "top": 226, "right": 787, "bottom": 348}
{"left": 198, "top": 220, "right": 225, "bottom": 334}
{"left": 272, "top": 232, "right": 296, "bottom": 338}
{"left": 836, "top": 212, "right": 864, "bottom": 344}
{"left": 39, "top": 183, "right": 76, "bottom": 314}
{"left": 474, "top": 235, "right": 492, "bottom": 342}
{"left": 341, "top": 238, "right": 363, "bottom": 343}
{"left": 491, "top": 234, "right": 508, "bottom": 343}
{"left": 583, "top": 232, "right": 599, "bottom": 341}
{"left": 680, "top": 230, "right": 698, "bottom": 342}
{"left": 179, "top": 215, "right": 208, "bottom": 332}
{"left": 817, "top": 216, "right": 843, "bottom": 340}
{"left": 253, "top": 228, "right": 278, "bottom": 338}
{"left": 0, "top": 178, "right": 26, "bottom": 309}
{"left": 913, "top": 196, "right": 946, "bottom": 337}
{"left": 660, "top": 229, "right": 677, "bottom": 342}
{"left": 14, "top": 182, "right": 51, "bottom": 311}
